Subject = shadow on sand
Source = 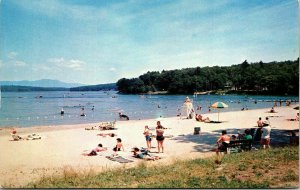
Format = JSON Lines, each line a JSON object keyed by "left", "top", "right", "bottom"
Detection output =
{"left": 171, "top": 128, "right": 299, "bottom": 153}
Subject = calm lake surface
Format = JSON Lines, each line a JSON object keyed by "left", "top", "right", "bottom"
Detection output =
{"left": 0, "top": 91, "right": 298, "bottom": 127}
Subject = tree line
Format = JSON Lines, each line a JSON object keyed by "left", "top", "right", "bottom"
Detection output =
{"left": 1, "top": 83, "right": 116, "bottom": 92}
{"left": 116, "top": 59, "right": 299, "bottom": 95}
{"left": 70, "top": 83, "right": 116, "bottom": 91}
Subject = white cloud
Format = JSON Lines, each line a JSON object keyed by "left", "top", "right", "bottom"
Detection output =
{"left": 7, "top": 51, "right": 18, "bottom": 59}
{"left": 48, "top": 57, "right": 86, "bottom": 71}
{"left": 13, "top": 60, "right": 27, "bottom": 67}
{"left": 47, "top": 57, "right": 64, "bottom": 63}
{"left": 109, "top": 67, "right": 116, "bottom": 72}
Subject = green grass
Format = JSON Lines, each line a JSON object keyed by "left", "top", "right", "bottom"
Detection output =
{"left": 23, "top": 146, "right": 299, "bottom": 188}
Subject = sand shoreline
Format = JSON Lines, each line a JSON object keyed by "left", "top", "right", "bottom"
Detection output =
{"left": 0, "top": 106, "right": 298, "bottom": 187}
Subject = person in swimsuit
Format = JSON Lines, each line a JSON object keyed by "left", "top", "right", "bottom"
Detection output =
{"left": 156, "top": 121, "right": 165, "bottom": 153}
{"left": 216, "top": 130, "right": 230, "bottom": 155}
{"left": 131, "top": 147, "right": 160, "bottom": 161}
{"left": 143, "top": 125, "right": 152, "bottom": 150}
{"left": 87, "top": 144, "right": 107, "bottom": 156}
{"left": 113, "top": 138, "right": 124, "bottom": 152}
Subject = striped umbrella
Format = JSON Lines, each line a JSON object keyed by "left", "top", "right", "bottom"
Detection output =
{"left": 210, "top": 102, "right": 229, "bottom": 121}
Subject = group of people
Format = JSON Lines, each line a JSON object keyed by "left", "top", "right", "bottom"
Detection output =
{"left": 143, "top": 121, "right": 165, "bottom": 153}
{"left": 86, "top": 121, "right": 165, "bottom": 160}
{"left": 86, "top": 138, "right": 124, "bottom": 156}
{"left": 216, "top": 118, "right": 272, "bottom": 154}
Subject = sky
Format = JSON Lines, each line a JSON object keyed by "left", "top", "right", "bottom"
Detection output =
{"left": 0, "top": 0, "right": 298, "bottom": 85}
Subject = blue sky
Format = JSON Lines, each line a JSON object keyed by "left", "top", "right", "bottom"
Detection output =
{"left": 0, "top": 0, "right": 298, "bottom": 85}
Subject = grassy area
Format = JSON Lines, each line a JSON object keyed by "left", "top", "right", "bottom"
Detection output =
{"left": 24, "top": 146, "right": 298, "bottom": 188}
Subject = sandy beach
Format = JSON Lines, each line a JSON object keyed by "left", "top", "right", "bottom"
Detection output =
{"left": 0, "top": 106, "right": 298, "bottom": 187}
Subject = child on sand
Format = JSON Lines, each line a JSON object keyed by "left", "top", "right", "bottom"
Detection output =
{"left": 11, "top": 129, "right": 23, "bottom": 140}
{"left": 143, "top": 125, "right": 152, "bottom": 150}
{"left": 97, "top": 133, "right": 116, "bottom": 137}
{"left": 113, "top": 138, "right": 125, "bottom": 152}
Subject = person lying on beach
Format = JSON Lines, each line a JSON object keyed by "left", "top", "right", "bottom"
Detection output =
{"left": 97, "top": 133, "right": 116, "bottom": 137}
{"left": 195, "top": 114, "right": 210, "bottom": 122}
{"left": 11, "top": 129, "right": 23, "bottom": 141}
{"left": 26, "top": 133, "right": 42, "bottom": 140}
{"left": 11, "top": 130, "right": 42, "bottom": 141}
{"left": 131, "top": 147, "right": 160, "bottom": 161}
{"left": 84, "top": 144, "right": 107, "bottom": 156}
{"left": 85, "top": 126, "right": 96, "bottom": 130}
{"left": 287, "top": 113, "right": 299, "bottom": 121}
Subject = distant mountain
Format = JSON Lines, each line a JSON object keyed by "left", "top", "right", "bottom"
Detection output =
{"left": 0, "top": 79, "right": 84, "bottom": 88}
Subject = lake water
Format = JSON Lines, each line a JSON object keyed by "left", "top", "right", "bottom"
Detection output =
{"left": 0, "top": 91, "right": 298, "bottom": 127}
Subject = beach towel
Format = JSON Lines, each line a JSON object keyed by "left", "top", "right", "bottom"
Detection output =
{"left": 105, "top": 156, "right": 134, "bottom": 163}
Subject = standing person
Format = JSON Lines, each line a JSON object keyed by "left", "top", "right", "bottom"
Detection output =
{"left": 60, "top": 108, "right": 64, "bottom": 115}
{"left": 143, "top": 125, "right": 152, "bottom": 150}
{"left": 156, "top": 121, "right": 165, "bottom": 153}
{"left": 255, "top": 117, "right": 264, "bottom": 141}
{"left": 257, "top": 117, "right": 263, "bottom": 127}
{"left": 261, "top": 124, "right": 271, "bottom": 149}
{"left": 216, "top": 130, "right": 230, "bottom": 155}
{"left": 80, "top": 107, "right": 85, "bottom": 116}
{"left": 263, "top": 117, "right": 270, "bottom": 126}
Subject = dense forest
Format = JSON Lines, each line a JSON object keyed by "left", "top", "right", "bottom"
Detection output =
{"left": 1, "top": 85, "right": 69, "bottom": 92}
{"left": 1, "top": 83, "right": 116, "bottom": 92}
{"left": 70, "top": 83, "right": 116, "bottom": 91}
{"left": 117, "top": 59, "right": 299, "bottom": 95}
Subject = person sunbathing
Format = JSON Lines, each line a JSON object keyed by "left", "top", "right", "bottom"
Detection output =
{"left": 97, "top": 133, "right": 116, "bottom": 137}
{"left": 11, "top": 129, "right": 23, "bottom": 141}
{"left": 85, "top": 126, "right": 96, "bottom": 130}
{"left": 288, "top": 113, "right": 299, "bottom": 121}
{"left": 26, "top": 133, "right": 42, "bottom": 140}
{"left": 86, "top": 144, "right": 107, "bottom": 156}
{"left": 131, "top": 147, "right": 160, "bottom": 161}
{"left": 195, "top": 114, "right": 210, "bottom": 122}
{"left": 113, "top": 138, "right": 124, "bottom": 152}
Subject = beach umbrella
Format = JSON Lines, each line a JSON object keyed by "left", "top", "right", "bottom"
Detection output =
{"left": 210, "top": 102, "right": 229, "bottom": 121}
